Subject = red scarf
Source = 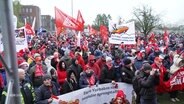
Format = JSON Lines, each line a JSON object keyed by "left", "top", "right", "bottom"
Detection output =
{"left": 88, "top": 75, "right": 95, "bottom": 86}
{"left": 34, "top": 64, "right": 44, "bottom": 77}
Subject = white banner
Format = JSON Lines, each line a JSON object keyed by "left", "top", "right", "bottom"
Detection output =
{"left": 15, "top": 37, "right": 28, "bottom": 52}
{"left": 52, "top": 83, "right": 134, "bottom": 104}
{"left": 109, "top": 21, "right": 136, "bottom": 45}
{"left": 0, "top": 28, "right": 28, "bottom": 52}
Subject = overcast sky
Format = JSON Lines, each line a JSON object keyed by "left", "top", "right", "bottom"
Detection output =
{"left": 20, "top": 0, "right": 184, "bottom": 25}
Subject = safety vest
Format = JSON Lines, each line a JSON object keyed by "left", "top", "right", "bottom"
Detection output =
{"left": 2, "top": 82, "right": 35, "bottom": 104}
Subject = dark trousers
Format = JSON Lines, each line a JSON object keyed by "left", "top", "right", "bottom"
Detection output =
{"left": 140, "top": 97, "right": 157, "bottom": 104}
{"left": 169, "top": 90, "right": 178, "bottom": 98}
{"left": 136, "top": 95, "right": 140, "bottom": 104}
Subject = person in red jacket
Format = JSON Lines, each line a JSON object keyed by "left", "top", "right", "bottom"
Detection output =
{"left": 151, "top": 57, "right": 169, "bottom": 94}
{"left": 85, "top": 55, "right": 101, "bottom": 79}
{"left": 57, "top": 60, "right": 67, "bottom": 86}
{"left": 75, "top": 52, "right": 85, "bottom": 70}
{"left": 95, "top": 54, "right": 106, "bottom": 70}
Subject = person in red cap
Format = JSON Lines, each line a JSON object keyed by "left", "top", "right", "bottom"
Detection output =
{"left": 134, "top": 52, "right": 144, "bottom": 71}
{"left": 151, "top": 56, "right": 169, "bottom": 94}
{"left": 110, "top": 90, "right": 130, "bottom": 104}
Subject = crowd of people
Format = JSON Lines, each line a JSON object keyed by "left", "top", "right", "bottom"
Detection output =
{"left": 0, "top": 31, "right": 184, "bottom": 104}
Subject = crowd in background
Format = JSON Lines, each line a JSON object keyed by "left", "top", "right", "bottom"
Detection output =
{"left": 0, "top": 31, "right": 184, "bottom": 104}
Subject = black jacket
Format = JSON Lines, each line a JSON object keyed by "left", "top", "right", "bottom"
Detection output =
{"left": 51, "top": 58, "right": 58, "bottom": 70}
{"left": 35, "top": 82, "right": 59, "bottom": 104}
{"left": 139, "top": 71, "right": 159, "bottom": 99}
{"left": 68, "top": 60, "right": 83, "bottom": 84}
{"left": 61, "top": 79, "right": 78, "bottom": 94}
{"left": 100, "top": 65, "right": 116, "bottom": 84}
{"left": 121, "top": 66, "right": 135, "bottom": 84}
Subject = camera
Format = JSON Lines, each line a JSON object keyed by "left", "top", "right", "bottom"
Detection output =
{"left": 154, "top": 69, "right": 160, "bottom": 76}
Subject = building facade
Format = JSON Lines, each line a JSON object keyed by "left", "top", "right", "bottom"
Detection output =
{"left": 41, "top": 15, "right": 55, "bottom": 31}
{"left": 20, "top": 5, "right": 41, "bottom": 30}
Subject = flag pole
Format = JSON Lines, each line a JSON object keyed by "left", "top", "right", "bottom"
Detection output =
{"left": 71, "top": 0, "right": 73, "bottom": 17}
{"left": 0, "top": 0, "right": 21, "bottom": 104}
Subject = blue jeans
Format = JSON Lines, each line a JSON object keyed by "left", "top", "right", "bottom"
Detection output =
{"left": 140, "top": 97, "right": 157, "bottom": 104}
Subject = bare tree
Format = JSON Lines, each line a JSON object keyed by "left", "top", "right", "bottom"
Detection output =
{"left": 133, "top": 6, "right": 160, "bottom": 37}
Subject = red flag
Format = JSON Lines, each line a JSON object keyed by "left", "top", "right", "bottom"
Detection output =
{"left": 77, "top": 10, "right": 85, "bottom": 30}
{"left": 149, "top": 33, "right": 156, "bottom": 44}
{"left": 55, "top": 7, "right": 80, "bottom": 35}
{"left": 25, "top": 23, "right": 34, "bottom": 35}
{"left": 88, "top": 25, "right": 97, "bottom": 35}
{"left": 164, "top": 67, "right": 184, "bottom": 92}
{"left": 163, "top": 29, "right": 169, "bottom": 46}
{"left": 100, "top": 25, "right": 108, "bottom": 37}
{"left": 100, "top": 25, "right": 108, "bottom": 44}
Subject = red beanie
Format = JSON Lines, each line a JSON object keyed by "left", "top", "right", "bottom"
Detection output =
{"left": 116, "top": 90, "right": 125, "bottom": 99}
{"left": 17, "top": 57, "right": 26, "bottom": 66}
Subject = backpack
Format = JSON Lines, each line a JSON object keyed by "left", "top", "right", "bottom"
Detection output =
{"left": 132, "top": 72, "right": 142, "bottom": 94}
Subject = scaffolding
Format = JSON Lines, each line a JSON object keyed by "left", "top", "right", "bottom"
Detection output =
{"left": 0, "top": 0, "right": 21, "bottom": 104}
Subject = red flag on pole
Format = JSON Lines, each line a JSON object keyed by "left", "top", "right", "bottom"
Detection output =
{"left": 100, "top": 25, "right": 108, "bottom": 37}
{"left": 55, "top": 7, "right": 81, "bottom": 35}
{"left": 25, "top": 23, "right": 34, "bottom": 35}
{"left": 100, "top": 25, "right": 108, "bottom": 44}
{"left": 77, "top": 10, "right": 85, "bottom": 30}
{"left": 149, "top": 32, "right": 156, "bottom": 44}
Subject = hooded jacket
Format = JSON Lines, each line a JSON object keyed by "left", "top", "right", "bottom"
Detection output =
{"left": 69, "top": 58, "right": 83, "bottom": 83}
{"left": 170, "top": 54, "right": 183, "bottom": 74}
{"left": 86, "top": 55, "right": 101, "bottom": 79}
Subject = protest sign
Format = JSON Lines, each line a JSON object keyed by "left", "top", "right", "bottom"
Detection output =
{"left": 52, "top": 83, "right": 134, "bottom": 104}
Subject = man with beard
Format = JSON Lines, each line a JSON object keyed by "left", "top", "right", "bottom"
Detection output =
{"left": 79, "top": 66, "right": 98, "bottom": 88}
{"left": 35, "top": 74, "right": 59, "bottom": 104}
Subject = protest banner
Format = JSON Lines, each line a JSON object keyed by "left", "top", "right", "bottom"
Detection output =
{"left": 52, "top": 83, "right": 134, "bottom": 104}
{"left": 109, "top": 21, "right": 136, "bottom": 44}
{"left": 164, "top": 67, "right": 184, "bottom": 92}
{"left": 0, "top": 28, "right": 28, "bottom": 52}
